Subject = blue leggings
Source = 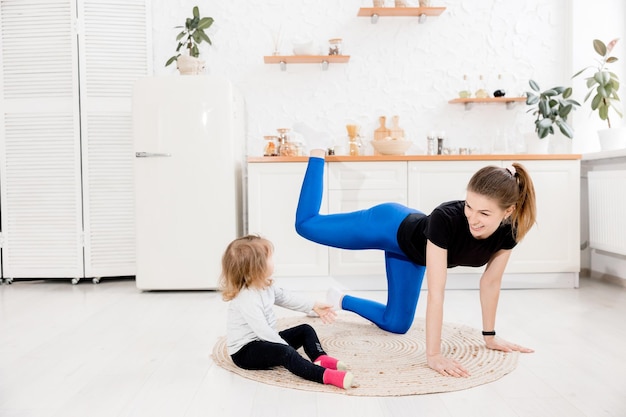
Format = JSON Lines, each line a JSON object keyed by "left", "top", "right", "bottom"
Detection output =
{"left": 295, "top": 157, "right": 426, "bottom": 334}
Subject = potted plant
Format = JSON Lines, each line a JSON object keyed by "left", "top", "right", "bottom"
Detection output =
{"left": 525, "top": 80, "right": 580, "bottom": 152}
{"left": 165, "top": 6, "right": 214, "bottom": 75}
{"left": 573, "top": 38, "right": 624, "bottom": 151}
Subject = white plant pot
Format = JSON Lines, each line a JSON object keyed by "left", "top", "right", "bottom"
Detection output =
{"left": 597, "top": 127, "right": 626, "bottom": 151}
{"left": 524, "top": 132, "right": 550, "bottom": 154}
{"left": 176, "top": 55, "right": 205, "bottom": 75}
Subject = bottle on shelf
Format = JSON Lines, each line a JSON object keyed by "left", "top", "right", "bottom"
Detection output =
{"left": 458, "top": 74, "right": 471, "bottom": 99}
{"left": 493, "top": 73, "right": 506, "bottom": 97}
{"left": 475, "top": 75, "right": 489, "bottom": 98}
{"left": 346, "top": 124, "right": 362, "bottom": 156}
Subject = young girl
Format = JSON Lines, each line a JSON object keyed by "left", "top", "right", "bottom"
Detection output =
{"left": 220, "top": 235, "right": 354, "bottom": 390}
{"left": 295, "top": 149, "right": 537, "bottom": 378}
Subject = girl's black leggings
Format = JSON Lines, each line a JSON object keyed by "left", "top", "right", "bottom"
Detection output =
{"left": 231, "top": 324, "right": 327, "bottom": 383}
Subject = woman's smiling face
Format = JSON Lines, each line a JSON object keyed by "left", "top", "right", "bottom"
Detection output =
{"left": 464, "top": 191, "right": 514, "bottom": 239}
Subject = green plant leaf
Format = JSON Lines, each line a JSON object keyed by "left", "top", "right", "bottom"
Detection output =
{"left": 563, "top": 87, "right": 572, "bottom": 99}
{"left": 557, "top": 120, "right": 574, "bottom": 138}
{"left": 193, "top": 6, "right": 199, "bottom": 18}
{"left": 572, "top": 67, "right": 591, "bottom": 78}
{"left": 529, "top": 80, "right": 540, "bottom": 92}
{"left": 597, "top": 85, "right": 608, "bottom": 98}
{"left": 198, "top": 29, "right": 211, "bottom": 45}
{"left": 543, "top": 89, "right": 558, "bottom": 97}
{"left": 593, "top": 39, "right": 607, "bottom": 56}
{"left": 586, "top": 77, "right": 597, "bottom": 88}
{"left": 599, "top": 104, "right": 609, "bottom": 120}
{"left": 539, "top": 100, "right": 549, "bottom": 117}
{"left": 165, "top": 55, "right": 179, "bottom": 67}
{"left": 559, "top": 104, "right": 573, "bottom": 118}
{"left": 526, "top": 94, "right": 539, "bottom": 105}
{"left": 538, "top": 118, "right": 553, "bottom": 129}
{"left": 591, "top": 94, "right": 602, "bottom": 110}
{"left": 197, "top": 17, "right": 214, "bottom": 30}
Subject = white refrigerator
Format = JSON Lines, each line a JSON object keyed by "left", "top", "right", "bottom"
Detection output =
{"left": 133, "top": 76, "right": 244, "bottom": 290}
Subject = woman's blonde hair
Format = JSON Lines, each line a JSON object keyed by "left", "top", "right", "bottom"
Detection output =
{"left": 467, "top": 163, "right": 537, "bottom": 242}
{"left": 220, "top": 235, "right": 274, "bottom": 301}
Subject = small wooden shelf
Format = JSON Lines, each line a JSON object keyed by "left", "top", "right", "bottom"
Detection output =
{"left": 357, "top": 7, "right": 446, "bottom": 23}
{"left": 264, "top": 55, "right": 350, "bottom": 71}
{"left": 449, "top": 96, "right": 527, "bottom": 110}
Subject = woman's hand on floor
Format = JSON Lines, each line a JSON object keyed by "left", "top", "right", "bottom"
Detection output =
{"left": 484, "top": 336, "right": 534, "bottom": 353}
{"left": 427, "top": 353, "right": 470, "bottom": 378}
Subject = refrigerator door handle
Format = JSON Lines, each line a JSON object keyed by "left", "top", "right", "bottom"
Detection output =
{"left": 135, "top": 152, "right": 172, "bottom": 158}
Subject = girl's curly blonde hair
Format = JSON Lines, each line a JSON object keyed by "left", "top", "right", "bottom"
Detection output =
{"left": 220, "top": 235, "right": 274, "bottom": 301}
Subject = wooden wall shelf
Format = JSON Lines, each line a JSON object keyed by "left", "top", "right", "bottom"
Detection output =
{"left": 264, "top": 55, "right": 350, "bottom": 71}
{"left": 357, "top": 7, "right": 446, "bottom": 23}
{"left": 448, "top": 97, "right": 527, "bottom": 110}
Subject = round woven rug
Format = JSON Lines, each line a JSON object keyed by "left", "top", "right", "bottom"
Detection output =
{"left": 211, "top": 314, "right": 519, "bottom": 396}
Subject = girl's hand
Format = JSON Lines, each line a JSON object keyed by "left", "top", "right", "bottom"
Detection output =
{"left": 427, "top": 353, "right": 470, "bottom": 377}
{"left": 484, "top": 336, "right": 534, "bottom": 353}
{"left": 312, "top": 302, "right": 337, "bottom": 324}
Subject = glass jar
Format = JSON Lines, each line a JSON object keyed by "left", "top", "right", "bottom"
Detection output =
{"left": 328, "top": 38, "right": 343, "bottom": 56}
{"left": 263, "top": 136, "right": 278, "bottom": 156}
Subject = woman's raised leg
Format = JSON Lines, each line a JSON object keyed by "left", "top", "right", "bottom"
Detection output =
{"left": 295, "top": 154, "right": 415, "bottom": 252}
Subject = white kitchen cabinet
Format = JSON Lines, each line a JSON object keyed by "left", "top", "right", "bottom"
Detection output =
{"left": 247, "top": 162, "right": 328, "bottom": 277}
{"left": 504, "top": 160, "right": 580, "bottom": 274}
{"left": 247, "top": 157, "right": 580, "bottom": 289}
{"left": 328, "top": 162, "right": 407, "bottom": 276}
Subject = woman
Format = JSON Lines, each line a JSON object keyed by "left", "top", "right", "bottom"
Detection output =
{"left": 295, "top": 149, "right": 536, "bottom": 378}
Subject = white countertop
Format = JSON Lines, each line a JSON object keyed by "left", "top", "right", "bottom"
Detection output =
{"left": 582, "top": 148, "right": 626, "bottom": 161}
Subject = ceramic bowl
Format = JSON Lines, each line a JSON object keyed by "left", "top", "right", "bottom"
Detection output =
{"left": 292, "top": 41, "right": 320, "bottom": 56}
{"left": 370, "top": 139, "right": 412, "bottom": 155}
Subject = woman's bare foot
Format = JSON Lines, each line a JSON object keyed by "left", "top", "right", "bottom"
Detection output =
{"left": 310, "top": 149, "right": 326, "bottom": 158}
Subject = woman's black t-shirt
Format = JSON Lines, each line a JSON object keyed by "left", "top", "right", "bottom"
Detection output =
{"left": 396, "top": 200, "right": 517, "bottom": 268}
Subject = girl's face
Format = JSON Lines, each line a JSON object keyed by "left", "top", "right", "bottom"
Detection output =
{"left": 464, "top": 191, "right": 514, "bottom": 240}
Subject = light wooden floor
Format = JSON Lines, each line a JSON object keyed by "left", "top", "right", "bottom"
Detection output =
{"left": 1, "top": 276, "right": 625, "bottom": 417}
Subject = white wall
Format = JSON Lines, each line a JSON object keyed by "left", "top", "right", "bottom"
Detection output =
{"left": 150, "top": 0, "right": 597, "bottom": 156}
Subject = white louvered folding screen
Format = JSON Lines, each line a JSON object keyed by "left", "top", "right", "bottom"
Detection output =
{"left": 0, "top": 0, "right": 84, "bottom": 279}
{"left": 0, "top": 0, "right": 151, "bottom": 281}
{"left": 78, "top": 0, "right": 151, "bottom": 278}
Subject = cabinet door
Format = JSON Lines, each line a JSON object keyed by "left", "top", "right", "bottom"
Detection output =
{"left": 247, "top": 162, "right": 328, "bottom": 277}
{"left": 408, "top": 161, "right": 492, "bottom": 213}
{"left": 328, "top": 162, "right": 407, "bottom": 276}
{"left": 408, "top": 161, "right": 494, "bottom": 275}
{"left": 506, "top": 160, "right": 580, "bottom": 272}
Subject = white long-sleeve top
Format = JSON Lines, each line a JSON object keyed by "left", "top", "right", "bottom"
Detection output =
{"left": 226, "top": 284, "right": 315, "bottom": 355}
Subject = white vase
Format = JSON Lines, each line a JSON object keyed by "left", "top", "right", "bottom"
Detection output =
{"left": 597, "top": 127, "right": 626, "bottom": 151}
{"left": 176, "top": 55, "right": 205, "bottom": 75}
{"left": 524, "top": 132, "right": 549, "bottom": 154}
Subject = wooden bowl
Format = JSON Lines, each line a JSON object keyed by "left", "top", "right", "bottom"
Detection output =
{"left": 370, "top": 139, "right": 412, "bottom": 155}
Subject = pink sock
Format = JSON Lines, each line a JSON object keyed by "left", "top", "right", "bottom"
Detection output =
{"left": 314, "top": 355, "right": 346, "bottom": 370}
{"left": 323, "top": 369, "right": 354, "bottom": 390}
